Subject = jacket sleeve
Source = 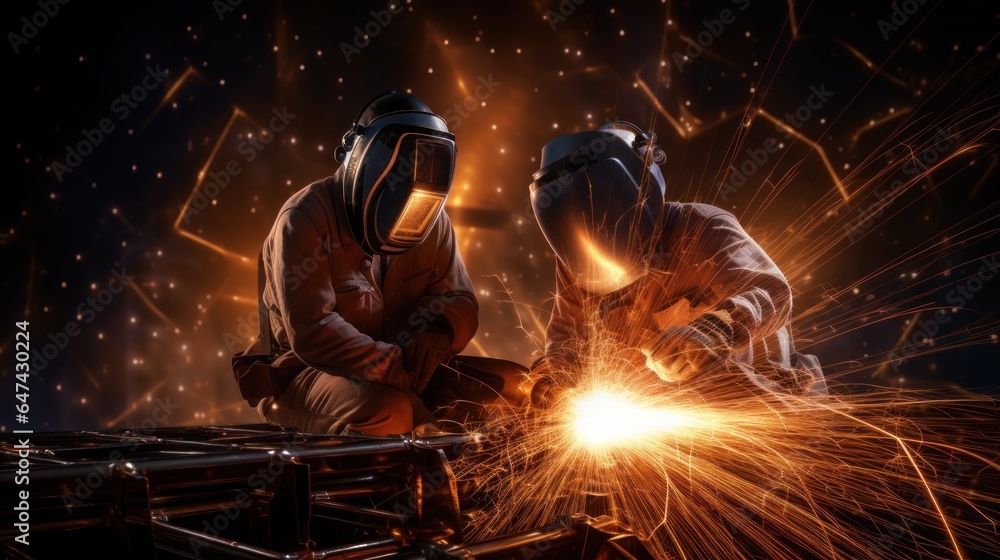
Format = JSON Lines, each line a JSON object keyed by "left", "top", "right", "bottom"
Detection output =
{"left": 268, "top": 207, "right": 401, "bottom": 379}
{"left": 689, "top": 211, "right": 793, "bottom": 346}
{"left": 417, "top": 211, "right": 479, "bottom": 353}
{"left": 543, "top": 259, "right": 588, "bottom": 366}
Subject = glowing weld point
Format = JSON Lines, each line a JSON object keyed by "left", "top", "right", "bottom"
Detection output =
{"left": 570, "top": 388, "right": 698, "bottom": 449}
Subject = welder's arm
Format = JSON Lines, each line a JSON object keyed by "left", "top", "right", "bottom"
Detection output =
{"left": 269, "top": 208, "right": 407, "bottom": 389}
{"left": 414, "top": 211, "right": 479, "bottom": 354}
{"left": 699, "top": 211, "right": 792, "bottom": 347}
{"left": 403, "top": 212, "right": 480, "bottom": 393}
{"left": 543, "top": 259, "right": 590, "bottom": 369}
{"left": 526, "top": 261, "right": 590, "bottom": 408}
{"left": 647, "top": 211, "right": 791, "bottom": 383}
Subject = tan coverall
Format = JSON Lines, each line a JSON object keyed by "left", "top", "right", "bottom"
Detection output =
{"left": 256, "top": 171, "right": 479, "bottom": 435}
{"left": 544, "top": 202, "right": 826, "bottom": 396}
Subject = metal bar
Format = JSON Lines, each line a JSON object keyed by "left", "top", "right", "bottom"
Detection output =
{"left": 311, "top": 476, "right": 395, "bottom": 500}
{"left": 312, "top": 538, "right": 409, "bottom": 559}
{"left": 440, "top": 517, "right": 621, "bottom": 558}
{"left": 312, "top": 499, "right": 411, "bottom": 528}
{"left": 152, "top": 518, "right": 307, "bottom": 560}
{"left": 443, "top": 524, "right": 575, "bottom": 558}
{"left": 152, "top": 518, "right": 406, "bottom": 560}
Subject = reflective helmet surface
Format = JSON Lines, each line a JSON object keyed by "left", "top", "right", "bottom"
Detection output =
{"left": 339, "top": 91, "right": 456, "bottom": 255}
{"left": 530, "top": 121, "right": 667, "bottom": 294}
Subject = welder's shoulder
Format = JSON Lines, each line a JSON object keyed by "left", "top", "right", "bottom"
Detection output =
{"left": 675, "top": 202, "right": 743, "bottom": 229}
{"left": 272, "top": 176, "right": 339, "bottom": 234}
{"left": 429, "top": 207, "right": 458, "bottom": 240}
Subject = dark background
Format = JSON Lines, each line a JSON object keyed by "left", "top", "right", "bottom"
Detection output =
{"left": 2, "top": 0, "right": 998, "bottom": 431}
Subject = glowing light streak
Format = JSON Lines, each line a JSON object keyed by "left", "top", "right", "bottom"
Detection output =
{"left": 579, "top": 235, "right": 630, "bottom": 291}
{"left": 569, "top": 386, "right": 706, "bottom": 449}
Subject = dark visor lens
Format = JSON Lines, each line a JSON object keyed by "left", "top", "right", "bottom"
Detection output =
{"left": 414, "top": 138, "right": 452, "bottom": 194}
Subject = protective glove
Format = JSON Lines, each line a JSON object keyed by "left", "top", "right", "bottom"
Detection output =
{"left": 646, "top": 310, "right": 745, "bottom": 383}
{"left": 361, "top": 344, "right": 412, "bottom": 393}
{"left": 404, "top": 325, "right": 454, "bottom": 394}
{"left": 528, "top": 356, "right": 575, "bottom": 410}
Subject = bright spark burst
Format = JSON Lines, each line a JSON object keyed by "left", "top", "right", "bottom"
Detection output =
{"left": 460, "top": 321, "right": 1000, "bottom": 559}
{"left": 569, "top": 387, "right": 708, "bottom": 450}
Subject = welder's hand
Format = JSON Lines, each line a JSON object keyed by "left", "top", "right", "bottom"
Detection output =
{"left": 529, "top": 375, "right": 559, "bottom": 410}
{"left": 647, "top": 311, "right": 742, "bottom": 383}
{"left": 528, "top": 358, "right": 574, "bottom": 410}
{"left": 404, "top": 326, "right": 454, "bottom": 394}
{"left": 362, "top": 344, "right": 412, "bottom": 394}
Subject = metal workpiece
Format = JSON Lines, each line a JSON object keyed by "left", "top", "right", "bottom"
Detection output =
{"left": 411, "top": 515, "right": 654, "bottom": 560}
{"left": 0, "top": 424, "right": 652, "bottom": 559}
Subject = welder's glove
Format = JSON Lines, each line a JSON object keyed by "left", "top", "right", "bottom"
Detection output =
{"left": 404, "top": 325, "right": 454, "bottom": 394}
{"left": 528, "top": 356, "right": 575, "bottom": 410}
{"left": 647, "top": 310, "right": 746, "bottom": 383}
{"left": 361, "top": 344, "right": 412, "bottom": 394}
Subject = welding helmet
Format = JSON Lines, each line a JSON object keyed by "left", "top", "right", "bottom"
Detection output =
{"left": 529, "top": 121, "right": 667, "bottom": 294}
{"left": 335, "top": 91, "right": 456, "bottom": 255}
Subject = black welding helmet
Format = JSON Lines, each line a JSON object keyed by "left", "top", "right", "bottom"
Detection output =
{"left": 336, "top": 91, "right": 456, "bottom": 255}
{"left": 530, "top": 121, "right": 667, "bottom": 294}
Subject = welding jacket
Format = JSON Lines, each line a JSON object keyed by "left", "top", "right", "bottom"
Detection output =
{"left": 261, "top": 170, "right": 479, "bottom": 382}
{"left": 544, "top": 202, "right": 826, "bottom": 396}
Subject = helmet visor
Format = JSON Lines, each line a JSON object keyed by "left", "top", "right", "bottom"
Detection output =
{"left": 367, "top": 131, "right": 455, "bottom": 252}
{"left": 531, "top": 158, "right": 657, "bottom": 294}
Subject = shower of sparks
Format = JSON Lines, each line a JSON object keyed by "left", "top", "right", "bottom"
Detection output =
{"left": 7, "top": 8, "right": 999, "bottom": 554}
{"left": 568, "top": 387, "right": 706, "bottom": 448}
{"left": 753, "top": 107, "right": 847, "bottom": 202}
{"left": 458, "top": 321, "right": 1000, "bottom": 559}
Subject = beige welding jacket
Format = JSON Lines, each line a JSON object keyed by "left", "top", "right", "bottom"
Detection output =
{"left": 544, "top": 202, "right": 826, "bottom": 395}
{"left": 260, "top": 171, "right": 479, "bottom": 380}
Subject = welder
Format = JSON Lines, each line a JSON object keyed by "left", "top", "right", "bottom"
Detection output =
{"left": 242, "top": 91, "right": 481, "bottom": 436}
{"left": 528, "top": 121, "right": 827, "bottom": 407}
